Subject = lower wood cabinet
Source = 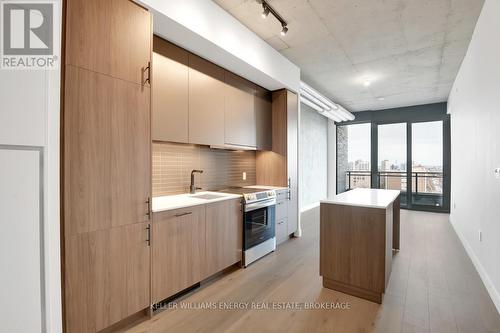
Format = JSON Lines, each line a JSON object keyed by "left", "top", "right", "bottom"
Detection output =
{"left": 152, "top": 205, "right": 206, "bottom": 304}
{"left": 152, "top": 199, "right": 243, "bottom": 303}
{"left": 205, "top": 199, "right": 243, "bottom": 277}
{"left": 64, "top": 223, "right": 151, "bottom": 333}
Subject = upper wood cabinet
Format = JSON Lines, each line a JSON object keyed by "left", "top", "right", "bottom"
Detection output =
{"left": 205, "top": 199, "right": 243, "bottom": 278}
{"left": 152, "top": 37, "right": 189, "bottom": 143}
{"left": 188, "top": 54, "right": 225, "bottom": 146}
{"left": 224, "top": 71, "right": 256, "bottom": 147}
{"left": 66, "top": 0, "right": 152, "bottom": 86}
{"left": 255, "top": 86, "right": 272, "bottom": 151}
{"left": 152, "top": 206, "right": 206, "bottom": 303}
{"left": 65, "top": 223, "right": 151, "bottom": 333}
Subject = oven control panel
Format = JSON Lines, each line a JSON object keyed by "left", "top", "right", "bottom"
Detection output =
{"left": 243, "top": 190, "right": 276, "bottom": 203}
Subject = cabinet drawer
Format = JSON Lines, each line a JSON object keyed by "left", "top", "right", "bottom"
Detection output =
{"left": 276, "top": 189, "right": 288, "bottom": 201}
{"left": 276, "top": 199, "right": 288, "bottom": 221}
{"left": 153, "top": 205, "right": 205, "bottom": 222}
{"left": 276, "top": 218, "right": 288, "bottom": 244}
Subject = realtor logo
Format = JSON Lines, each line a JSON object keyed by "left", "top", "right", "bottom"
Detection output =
{"left": 1, "top": 1, "right": 58, "bottom": 69}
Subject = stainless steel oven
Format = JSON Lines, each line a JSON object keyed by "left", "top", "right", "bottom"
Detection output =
{"left": 218, "top": 187, "right": 277, "bottom": 267}
{"left": 244, "top": 197, "right": 276, "bottom": 261}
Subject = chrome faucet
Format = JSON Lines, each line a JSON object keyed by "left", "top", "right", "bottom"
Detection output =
{"left": 190, "top": 169, "right": 203, "bottom": 194}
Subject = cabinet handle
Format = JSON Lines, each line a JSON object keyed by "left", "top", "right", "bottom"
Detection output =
{"left": 175, "top": 212, "right": 192, "bottom": 218}
{"left": 287, "top": 190, "right": 291, "bottom": 201}
{"left": 278, "top": 220, "right": 285, "bottom": 225}
{"left": 144, "top": 61, "right": 151, "bottom": 85}
{"left": 146, "top": 197, "right": 152, "bottom": 220}
{"left": 146, "top": 224, "right": 151, "bottom": 246}
{"left": 288, "top": 177, "right": 291, "bottom": 189}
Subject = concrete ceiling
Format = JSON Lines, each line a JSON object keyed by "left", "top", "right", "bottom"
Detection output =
{"left": 213, "top": 0, "right": 484, "bottom": 111}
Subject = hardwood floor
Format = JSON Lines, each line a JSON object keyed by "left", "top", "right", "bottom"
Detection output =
{"left": 125, "top": 209, "right": 500, "bottom": 333}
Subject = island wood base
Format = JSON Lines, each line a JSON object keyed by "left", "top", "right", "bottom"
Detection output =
{"left": 323, "top": 277, "right": 383, "bottom": 304}
{"left": 320, "top": 192, "right": 400, "bottom": 304}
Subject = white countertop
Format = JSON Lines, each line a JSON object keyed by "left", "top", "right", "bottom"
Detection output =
{"left": 244, "top": 185, "right": 288, "bottom": 190}
{"left": 320, "top": 188, "right": 400, "bottom": 209}
{"left": 153, "top": 191, "right": 242, "bottom": 213}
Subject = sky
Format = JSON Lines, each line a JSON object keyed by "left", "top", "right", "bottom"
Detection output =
{"left": 347, "top": 121, "right": 443, "bottom": 167}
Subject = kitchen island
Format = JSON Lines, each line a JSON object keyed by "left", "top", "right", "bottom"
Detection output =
{"left": 319, "top": 188, "right": 400, "bottom": 303}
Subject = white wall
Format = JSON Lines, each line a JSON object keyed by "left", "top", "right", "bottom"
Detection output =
{"left": 299, "top": 104, "right": 329, "bottom": 211}
{"left": 448, "top": 0, "right": 500, "bottom": 313}
{"left": 0, "top": 2, "right": 62, "bottom": 332}
{"left": 136, "top": 0, "right": 300, "bottom": 92}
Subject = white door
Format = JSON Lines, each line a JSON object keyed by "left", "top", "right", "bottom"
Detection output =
{"left": 0, "top": 148, "right": 44, "bottom": 333}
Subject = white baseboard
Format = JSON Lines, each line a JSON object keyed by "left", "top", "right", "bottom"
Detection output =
{"left": 300, "top": 202, "right": 320, "bottom": 213}
{"left": 449, "top": 217, "right": 500, "bottom": 314}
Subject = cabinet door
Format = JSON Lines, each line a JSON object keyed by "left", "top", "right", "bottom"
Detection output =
{"left": 286, "top": 91, "right": 299, "bottom": 235}
{"left": 255, "top": 86, "right": 272, "bottom": 151}
{"left": 205, "top": 199, "right": 243, "bottom": 277}
{"left": 271, "top": 90, "right": 288, "bottom": 156}
{"left": 188, "top": 54, "right": 225, "bottom": 146}
{"left": 64, "top": 66, "right": 151, "bottom": 235}
{"left": 66, "top": 0, "right": 151, "bottom": 85}
{"left": 224, "top": 71, "right": 256, "bottom": 147}
{"left": 152, "top": 206, "right": 206, "bottom": 303}
{"left": 65, "top": 223, "right": 151, "bottom": 333}
{"left": 152, "top": 37, "right": 189, "bottom": 143}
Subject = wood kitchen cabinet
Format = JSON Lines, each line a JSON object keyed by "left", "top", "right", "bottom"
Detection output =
{"left": 63, "top": 1, "right": 152, "bottom": 332}
{"left": 152, "top": 37, "right": 189, "bottom": 143}
{"left": 205, "top": 199, "right": 243, "bottom": 277}
{"left": 256, "top": 90, "right": 299, "bottom": 236}
{"left": 66, "top": 0, "right": 152, "bottom": 86}
{"left": 224, "top": 71, "right": 256, "bottom": 147}
{"left": 65, "top": 223, "right": 151, "bottom": 333}
{"left": 188, "top": 54, "right": 226, "bottom": 146}
{"left": 64, "top": 65, "right": 151, "bottom": 235}
{"left": 255, "top": 86, "right": 272, "bottom": 151}
{"left": 152, "top": 206, "right": 206, "bottom": 303}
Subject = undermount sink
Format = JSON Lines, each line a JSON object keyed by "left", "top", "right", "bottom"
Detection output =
{"left": 190, "top": 193, "right": 227, "bottom": 200}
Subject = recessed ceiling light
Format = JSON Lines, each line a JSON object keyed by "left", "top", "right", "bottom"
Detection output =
{"left": 363, "top": 80, "right": 371, "bottom": 87}
{"left": 378, "top": 97, "right": 385, "bottom": 101}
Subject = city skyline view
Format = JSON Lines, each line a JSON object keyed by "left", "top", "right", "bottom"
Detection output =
{"left": 346, "top": 121, "right": 443, "bottom": 170}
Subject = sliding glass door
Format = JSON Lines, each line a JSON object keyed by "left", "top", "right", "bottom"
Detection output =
{"left": 411, "top": 121, "right": 444, "bottom": 208}
{"left": 377, "top": 123, "right": 408, "bottom": 207}
{"left": 337, "top": 123, "right": 371, "bottom": 193}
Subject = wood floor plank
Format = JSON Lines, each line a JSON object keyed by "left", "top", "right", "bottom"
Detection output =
{"left": 123, "top": 209, "right": 499, "bottom": 333}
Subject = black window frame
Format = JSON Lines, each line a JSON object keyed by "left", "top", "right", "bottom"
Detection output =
{"left": 336, "top": 103, "right": 451, "bottom": 213}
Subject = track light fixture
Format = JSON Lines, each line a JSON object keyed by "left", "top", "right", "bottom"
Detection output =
{"left": 261, "top": 4, "right": 270, "bottom": 18}
{"left": 281, "top": 25, "right": 288, "bottom": 36}
{"left": 258, "top": 1, "right": 288, "bottom": 36}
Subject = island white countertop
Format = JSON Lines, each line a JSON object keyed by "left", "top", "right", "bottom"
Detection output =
{"left": 153, "top": 191, "right": 242, "bottom": 213}
{"left": 320, "top": 188, "right": 400, "bottom": 209}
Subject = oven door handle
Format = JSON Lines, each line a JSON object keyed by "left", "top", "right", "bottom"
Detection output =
{"left": 245, "top": 198, "right": 277, "bottom": 212}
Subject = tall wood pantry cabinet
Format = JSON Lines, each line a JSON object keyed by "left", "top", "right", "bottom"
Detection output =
{"left": 62, "top": 0, "right": 153, "bottom": 332}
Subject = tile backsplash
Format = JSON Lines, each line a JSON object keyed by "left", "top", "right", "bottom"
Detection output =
{"left": 152, "top": 142, "right": 257, "bottom": 197}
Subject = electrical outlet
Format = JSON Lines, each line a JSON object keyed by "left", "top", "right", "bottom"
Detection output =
{"left": 495, "top": 168, "right": 500, "bottom": 179}
{"left": 479, "top": 230, "right": 482, "bottom": 242}
{"left": 242, "top": 172, "right": 247, "bottom": 181}
{"left": 453, "top": 203, "right": 456, "bottom": 209}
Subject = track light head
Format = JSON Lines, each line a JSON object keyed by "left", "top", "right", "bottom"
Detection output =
{"left": 280, "top": 25, "right": 288, "bottom": 36}
{"left": 261, "top": 5, "right": 270, "bottom": 18}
